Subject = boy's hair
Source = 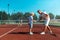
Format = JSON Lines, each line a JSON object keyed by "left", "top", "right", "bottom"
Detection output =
{"left": 30, "top": 12, "right": 34, "bottom": 15}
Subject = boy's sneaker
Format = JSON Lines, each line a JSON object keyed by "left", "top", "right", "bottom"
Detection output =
{"left": 40, "top": 32, "right": 45, "bottom": 35}
{"left": 30, "top": 32, "right": 33, "bottom": 35}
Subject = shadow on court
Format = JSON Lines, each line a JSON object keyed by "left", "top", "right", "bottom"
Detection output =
{"left": 9, "top": 32, "right": 40, "bottom": 34}
{"left": 9, "top": 32, "right": 58, "bottom": 37}
{"left": 50, "top": 33, "right": 57, "bottom": 37}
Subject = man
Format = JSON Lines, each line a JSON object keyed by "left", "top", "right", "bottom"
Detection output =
{"left": 28, "top": 12, "right": 36, "bottom": 35}
{"left": 37, "top": 10, "right": 53, "bottom": 35}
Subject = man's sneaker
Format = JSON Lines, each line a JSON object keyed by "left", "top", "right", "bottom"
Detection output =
{"left": 40, "top": 32, "right": 45, "bottom": 35}
{"left": 30, "top": 32, "right": 33, "bottom": 35}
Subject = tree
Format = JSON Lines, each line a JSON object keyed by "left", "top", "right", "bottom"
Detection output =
{"left": 33, "top": 14, "right": 37, "bottom": 20}
{"left": 0, "top": 11, "right": 2, "bottom": 20}
{"left": 56, "top": 15, "right": 60, "bottom": 19}
{"left": 11, "top": 12, "right": 23, "bottom": 20}
{"left": 23, "top": 12, "right": 30, "bottom": 20}
{"left": 0, "top": 11, "right": 8, "bottom": 20}
{"left": 49, "top": 13, "right": 54, "bottom": 19}
{"left": 16, "top": 12, "right": 23, "bottom": 20}
{"left": 10, "top": 13, "right": 17, "bottom": 20}
{"left": 7, "top": 14, "right": 10, "bottom": 20}
{"left": 24, "top": 12, "right": 37, "bottom": 20}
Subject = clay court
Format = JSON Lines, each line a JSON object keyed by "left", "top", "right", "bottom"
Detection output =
{"left": 0, "top": 24, "right": 60, "bottom": 40}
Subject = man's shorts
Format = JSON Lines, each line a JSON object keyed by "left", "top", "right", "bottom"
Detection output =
{"left": 29, "top": 23, "right": 33, "bottom": 28}
{"left": 44, "top": 19, "right": 50, "bottom": 26}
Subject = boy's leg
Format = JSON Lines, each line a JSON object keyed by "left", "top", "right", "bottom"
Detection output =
{"left": 29, "top": 23, "right": 33, "bottom": 35}
{"left": 30, "top": 28, "right": 32, "bottom": 33}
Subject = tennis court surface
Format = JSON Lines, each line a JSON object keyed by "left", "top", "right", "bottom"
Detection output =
{"left": 0, "top": 24, "right": 60, "bottom": 40}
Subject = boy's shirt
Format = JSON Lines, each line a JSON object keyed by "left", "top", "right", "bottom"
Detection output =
{"left": 28, "top": 16, "right": 33, "bottom": 24}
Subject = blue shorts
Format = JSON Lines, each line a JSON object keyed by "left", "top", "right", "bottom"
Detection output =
{"left": 29, "top": 23, "right": 33, "bottom": 28}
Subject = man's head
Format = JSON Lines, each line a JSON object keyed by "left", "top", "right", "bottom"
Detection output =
{"left": 30, "top": 12, "right": 34, "bottom": 16}
{"left": 37, "top": 10, "right": 42, "bottom": 14}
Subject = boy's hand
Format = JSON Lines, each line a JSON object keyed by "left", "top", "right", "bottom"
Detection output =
{"left": 20, "top": 23, "right": 22, "bottom": 26}
{"left": 33, "top": 20, "right": 37, "bottom": 22}
{"left": 18, "top": 23, "right": 22, "bottom": 27}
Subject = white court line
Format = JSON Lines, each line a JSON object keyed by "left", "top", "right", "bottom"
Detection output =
{"left": 0, "top": 27, "right": 18, "bottom": 38}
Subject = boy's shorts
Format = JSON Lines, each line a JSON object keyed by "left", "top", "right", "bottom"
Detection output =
{"left": 44, "top": 19, "right": 50, "bottom": 26}
{"left": 28, "top": 23, "right": 33, "bottom": 28}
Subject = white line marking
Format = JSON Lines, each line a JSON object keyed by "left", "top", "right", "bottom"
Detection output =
{"left": 0, "top": 27, "right": 18, "bottom": 38}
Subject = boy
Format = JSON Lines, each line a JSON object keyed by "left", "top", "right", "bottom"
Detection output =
{"left": 37, "top": 10, "right": 53, "bottom": 35}
{"left": 28, "top": 12, "right": 36, "bottom": 35}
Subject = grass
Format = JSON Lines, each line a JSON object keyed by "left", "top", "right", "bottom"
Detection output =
{"left": 49, "top": 22, "right": 60, "bottom": 27}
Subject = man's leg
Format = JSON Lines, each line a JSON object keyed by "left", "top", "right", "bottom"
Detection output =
{"left": 40, "top": 20, "right": 49, "bottom": 34}
{"left": 47, "top": 26, "right": 52, "bottom": 34}
{"left": 40, "top": 25, "right": 47, "bottom": 34}
{"left": 44, "top": 25, "right": 48, "bottom": 32}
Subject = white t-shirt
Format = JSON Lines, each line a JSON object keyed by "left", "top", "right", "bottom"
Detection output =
{"left": 28, "top": 16, "right": 33, "bottom": 24}
{"left": 41, "top": 12, "right": 50, "bottom": 20}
